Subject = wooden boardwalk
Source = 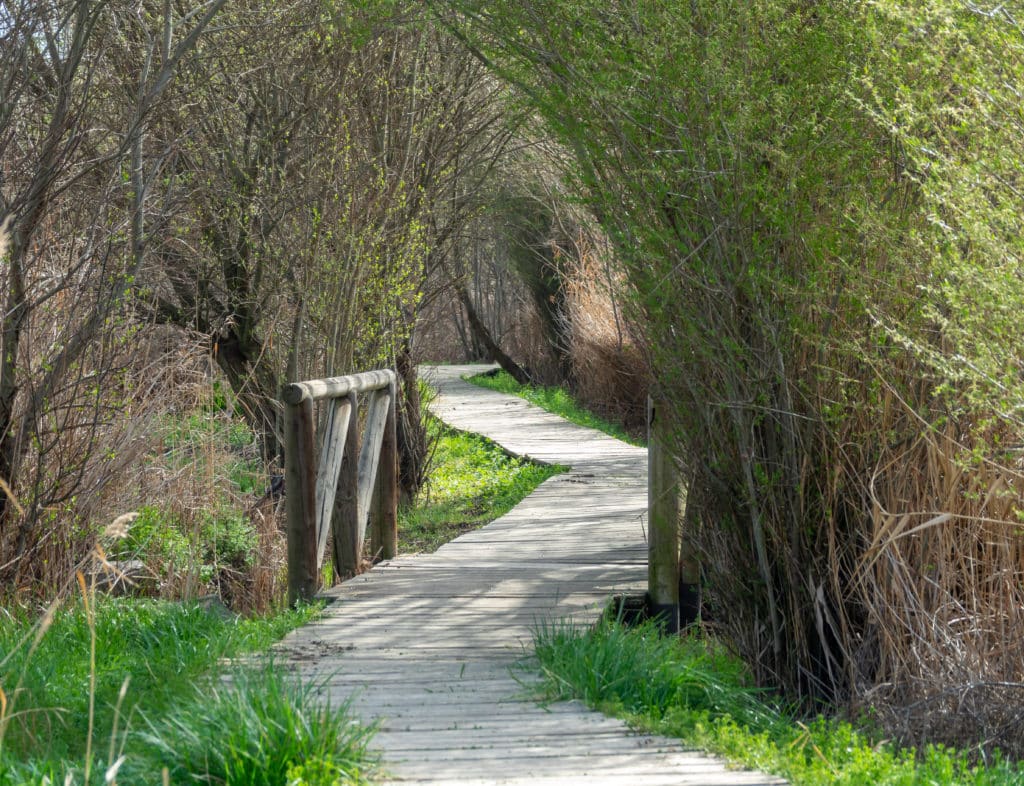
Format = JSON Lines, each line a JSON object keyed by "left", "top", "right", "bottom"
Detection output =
{"left": 277, "top": 365, "right": 784, "bottom": 785}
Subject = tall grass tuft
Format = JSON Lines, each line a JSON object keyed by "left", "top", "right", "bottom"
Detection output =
{"left": 534, "top": 618, "right": 777, "bottom": 733}
{"left": 0, "top": 594, "right": 334, "bottom": 782}
{"left": 138, "top": 664, "right": 376, "bottom": 785}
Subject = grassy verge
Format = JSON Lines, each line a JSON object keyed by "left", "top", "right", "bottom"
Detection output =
{"left": 398, "top": 415, "right": 565, "bottom": 553}
{"left": 532, "top": 618, "right": 1023, "bottom": 786}
{"left": 466, "top": 369, "right": 642, "bottom": 446}
{"left": 0, "top": 598, "right": 376, "bottom": 784}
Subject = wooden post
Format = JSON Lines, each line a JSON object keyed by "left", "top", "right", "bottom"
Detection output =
{"left": 333, "top": 391, "right": 361, "bottom": 581}
{"left": 355, "top": 388, "right": 390, "bottom": 545}
{"left": 648, "top": 396, "right": 680, "bottom": 633}
{"left": 285, "top": 394, "right": 318, "bottom": 606}
{"left": 679, "top": 490, "right": 702, "bottom": 627}
{"left": 315, "top": 397, "right": 353, "bottom": 568}
{"left": 370, "top": 379, "right": 399, "bottom": 561}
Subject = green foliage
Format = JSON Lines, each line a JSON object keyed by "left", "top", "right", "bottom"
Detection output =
{"left": 532, "top": 620, "right": 1024, "bottom": 785}
{"left": 438, "top": 0, "right": 1024, "bottom": 731}
{"left": 161, "top": 410, "right": 264, "bottom": 495}
{"left": 110, "top": 505, "right": 257, "bottom": 584}
{"left": 287, "top": 755, "right": 360, "bottom": 786}
{"left": 466, "top": 370, "right": 641, "bottom": 446}
{"left": 398, "top": 415, "right": 564, "bottom": 552}
{"left": 0, "top": 598, "right": 324, "bottom": 780}
{"left": 112, "top": 505, "right": 192, "bottom": 567}
{"left": 139, "top": 665, "right": 375, "bottom": 785}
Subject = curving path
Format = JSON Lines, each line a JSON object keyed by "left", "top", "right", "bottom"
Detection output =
{"left": 276, "top": 365, "right": 784, "bottom": 785}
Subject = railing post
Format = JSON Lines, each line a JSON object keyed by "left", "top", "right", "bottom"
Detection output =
{"left": 332, "top": 391, "right": 361, "bottom": 581}
{"left": 648, "top": 396, "right": 680, "bottom": 633}
{"left": 371, "top": 378, "right": 399, "bottom": 561}
{"left": 284, "top": 368, "right": 398, "bottom": 588}
{"left": 285, "top": 393, "right": 318, "bottom": 606}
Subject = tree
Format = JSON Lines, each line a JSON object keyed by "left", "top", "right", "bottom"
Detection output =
{"left": 437, "top": 2, "right": 1024, "bottom": 746}
{"left": 0, "top": 0, "right": 223, "bottom": 588}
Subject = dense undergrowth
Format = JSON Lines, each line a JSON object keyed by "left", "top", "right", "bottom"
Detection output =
{"left": 533, "top": 619, "right": 1024, "bottom": 786}
{"left": 0, "top": 376, "right": 557, "bottom": 783}
{"left": 491, "top": 370, "right": 1024, "bottom": 781}
{"left": 437, "top": 1, "right": 1024, "bottom": 754}
{"left": 466, "top": 370, "right": 641, "bottom": 446}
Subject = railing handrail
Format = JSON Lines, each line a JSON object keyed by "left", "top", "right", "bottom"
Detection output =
{"left": 282, "top": 368, "right": 399, "bottom": 606}
{"left": 282, "top": 369, "right": 396, "bottom": 404}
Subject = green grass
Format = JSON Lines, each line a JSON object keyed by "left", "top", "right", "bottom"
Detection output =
{"left": 466, "top": 370, "right": 642, "bottom": 446}
{"left": 0, "top": 597, "right": 375, "bottom": 784}
{"left": 398, "top": 416, "right": 565, "bottom": 553}
{"left": 532, "top": 618, "right": 1024, "bottom": 785}
{"left": 137, "top": 665, "right": 376, "bottom": 786}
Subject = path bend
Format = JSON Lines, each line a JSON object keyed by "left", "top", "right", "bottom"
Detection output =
{"left": 276, "top": 364, "right": 784, "bottom": 786}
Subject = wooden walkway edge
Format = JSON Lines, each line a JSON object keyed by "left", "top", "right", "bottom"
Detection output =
{"left": 276, "top": 364, "right": 785, "bottom": 785}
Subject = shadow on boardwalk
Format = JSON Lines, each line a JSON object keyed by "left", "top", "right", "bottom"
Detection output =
{"left": 276, "top": 364, "right": 785, "bottom": 786}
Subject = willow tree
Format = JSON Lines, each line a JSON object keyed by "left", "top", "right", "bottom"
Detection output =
{"left": 438, "top": 0, "right": 1024, "bottom": 750}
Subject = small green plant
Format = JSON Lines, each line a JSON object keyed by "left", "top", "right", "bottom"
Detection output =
{"left": 398, "top": 416, "right": 564, "bottom": 552}
{"left": 161, "top": 409, "right": 265, "bottom": 495}
{"left": 110, "top": 505, "right": 192, "bottom": 566}
{"left": 287, "top": 755, "right": 356, "bottom": 786}
{"left": 531, "top": 619, "right": 1024, "bottom": 785}
{"left": 467, "top": 370, "right": 641, "bottom": 445}
{"left": 108, "top": 504, "right": 258, "bottom": 586}
{"left": 199, "top": 508, "right": 258, "bottom": 571}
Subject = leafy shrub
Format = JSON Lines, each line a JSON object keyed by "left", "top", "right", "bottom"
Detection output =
{"left": 442, "top": 0, "right": 1024, "bottom": 753}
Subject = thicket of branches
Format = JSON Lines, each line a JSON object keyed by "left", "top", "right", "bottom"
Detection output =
{"left": 437, "top": 0, "right": 1024, "bottom": 753}
{"left": 0, "top": 0, "right": 511, "bottom": 595}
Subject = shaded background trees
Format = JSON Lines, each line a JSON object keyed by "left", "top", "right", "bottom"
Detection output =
{"left": 0, "top": 0, "right": 519, "bottom": 593}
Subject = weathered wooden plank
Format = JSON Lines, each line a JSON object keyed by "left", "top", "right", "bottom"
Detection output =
{"left": 284, "top": 395, "right": 318, "bottom": 605}
{"left": 370, "top": 379, "right": 398, "bottom": 561}
{"left": 283, "top": 368, "right": 395, "bottom": 404}
{"left": 356, "top": 388, "right": 390, "bottom": 546}
{"left": 332, "top": 391, "right": 361, "bottom": 580}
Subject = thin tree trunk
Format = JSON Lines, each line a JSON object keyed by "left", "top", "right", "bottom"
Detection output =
{"left": 456, "top": 284, "right": 531, "bottom": 385}
{"left": 213, "top": 329, "right": 283, "bottom": 464}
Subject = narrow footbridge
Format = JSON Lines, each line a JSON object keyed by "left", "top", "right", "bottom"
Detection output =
{"left": 277, "top": 365, "right": 783, "bottom": 785}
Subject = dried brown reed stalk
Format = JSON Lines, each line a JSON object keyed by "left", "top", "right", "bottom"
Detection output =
{"left": 563, "top": 230, "right": 648, "bottom": 433}
{"left": 88, "top": 332, "right": 286, "bottom": 612}
{"left": 1, "top": 325, "right": 172, "bottom": 595}
{"left": 849, "top": 390, "right": 1024, "bottom": 755}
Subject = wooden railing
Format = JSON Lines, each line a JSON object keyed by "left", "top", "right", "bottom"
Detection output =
{"left": 282, "top": 369, "right": 398, "bottom": 605}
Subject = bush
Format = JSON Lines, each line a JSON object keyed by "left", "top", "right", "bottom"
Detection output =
{"left": 442, "top": 0, "right": 1024, "bottom": 754}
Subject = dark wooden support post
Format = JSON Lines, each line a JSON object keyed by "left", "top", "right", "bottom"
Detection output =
{"left": 371, "top": 379, "right": 399, "bottom": 561}
{"left": 333, "top": 391, "right": 361, "bottom": 581}
{"left": 679, "top": 490, "right": 702, "bottom": 627}
{"left": 648, "top": 396, "right": 680, "bottom": 633}
{"left": 285, "top": 393, "right": 318, "bottom": 606}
